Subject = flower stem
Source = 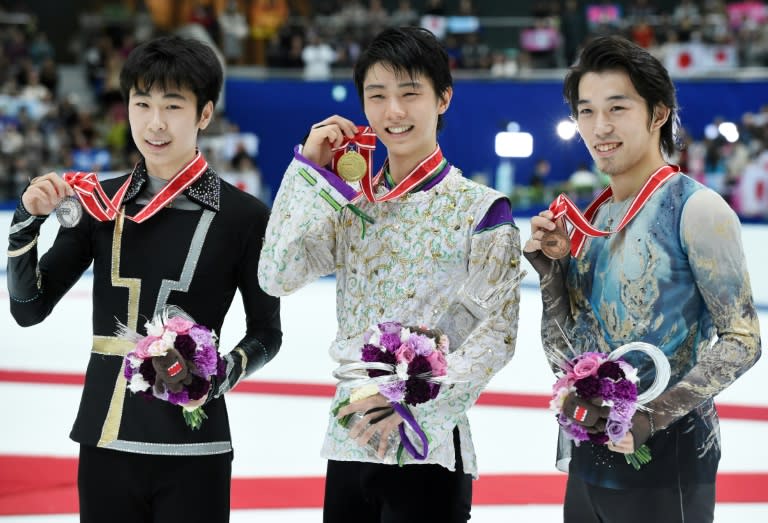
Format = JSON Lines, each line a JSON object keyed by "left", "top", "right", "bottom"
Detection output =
{"left": 624, "top": 444, "right": 652, "bottom": 470}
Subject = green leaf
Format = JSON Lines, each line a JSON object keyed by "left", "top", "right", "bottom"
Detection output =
{"left": 331, "top": 399, "right": 354, "bottom": 428}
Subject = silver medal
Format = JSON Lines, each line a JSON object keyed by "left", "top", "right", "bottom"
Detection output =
{"left": 55, "top": 196, "right": 83, "bottom": 228}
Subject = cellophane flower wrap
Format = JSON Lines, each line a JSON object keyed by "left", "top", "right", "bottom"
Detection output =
{"left": 334, "top": 321, "right": 449, "bottom": 462}
{"left": 120, "top": 308, "right": 225, "bottom": 430}
{"left": 550, "top": 351, "right": 652, "bottom": 470}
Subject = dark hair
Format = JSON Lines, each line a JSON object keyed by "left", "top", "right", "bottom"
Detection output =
{"left": 120, "top": 36, "right": 223, "bottom": 118}
{"left": 353, "top": 27, "right": 452, "bottom": 131}
{"left": 563, "top": 35, "right": 679, "bottom": 157}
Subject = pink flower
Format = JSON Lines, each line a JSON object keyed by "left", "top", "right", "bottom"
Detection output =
{"left": 135, "top": 335, "right": 160, "bottom": 358}
{"left": 165, "top": 316, "right": 194, "bottom": 334}
{"left": 426, "top": 349, "right": 447, "bottom": 377}
{"left": 572, "top": 352, "right": 603, "bottom": 379}
{"left": 552, "top": 374, "right": 573, "bottom": 394}
{"left": 395, "top": 343, "right": 415, "bottom": 364}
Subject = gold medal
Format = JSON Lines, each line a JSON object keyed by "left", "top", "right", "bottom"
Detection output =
{"left": 336, "top": 150, "right": 367, "bottom": 182}
{"left": 541, "top": 229, "right": 571, "bottom": 259}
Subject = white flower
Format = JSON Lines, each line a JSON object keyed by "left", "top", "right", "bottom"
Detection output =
{"left": 145, "top": 318, "right": 164, "bottom": 337}
{"left": 127, "top": 373, "right": 151, "bottom": 393}
{"left": 161, "top": 329, "right": 177, "bottom": 347}
{"left": 368, "top": 325, "right": 382, "bottom": 347}
{"left": 148, "top": 338, "right": 171, "bottom": 357}
{"left": 127, "top": 354, "right": 143, "bottom": 369}
{"left": 400, "top": 328, "right": 411, "bottom": 343}
{"left": 549, "top": 386, "right": 571, "bottom": 412}
{"left": 617, "top": 361, "right": 639, "bottom": 383}
{"left": 395, "top": 361, "right": 410, "bottom": 381}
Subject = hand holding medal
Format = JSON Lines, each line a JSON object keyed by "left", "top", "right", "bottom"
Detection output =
{"left": 331, "top": 126, "right": 376, "bottom": 184}
{"left": 532, "top": 165, "right": 681, "bottom": 261}
{"left": 23, "top": 173, "right": 80, "bottom": 226}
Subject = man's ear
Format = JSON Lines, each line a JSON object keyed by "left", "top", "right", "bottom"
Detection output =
{"left": 198, "top": 101, "right": 214, "bottom": 130}
{"left": 438, "top": 87, "right": 453, "bottom": 114}
{"left": 651, "top": 105, "right": 670, "bottom": 130}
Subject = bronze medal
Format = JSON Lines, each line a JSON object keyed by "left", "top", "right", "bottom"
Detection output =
{"left": 336, "top": 150, "right": 367, "bottom": 182}
{"left": 541, "top": 228, "right": 571, "bottom": 259}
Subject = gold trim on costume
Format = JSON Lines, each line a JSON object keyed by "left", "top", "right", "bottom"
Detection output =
{"left": 236, "top": 347, "right": 248, "bottom": 384}
{"left": 7, "top": 236, "right": 39, "bottom": 257}
{"left": 98, "top": 210, "right": 142, "bottom": 447}
{"left": 92, "top": 336, "right": 135, "bottom": 356}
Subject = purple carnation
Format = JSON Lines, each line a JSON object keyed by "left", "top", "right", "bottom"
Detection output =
{"left": 588, "top": 432, "right": 609, "bottom": 445}
{"left": 428, "top": 381, "right": 441, "bottom": 400}
{"left": 598, "top": 378, "right": 615, "bottom": 399}
{"left": 187, "top": 374, "right": 211, "bottom": 401}
{"left": 167, "top": 389, "right": 190, "bottom": 405}
{"left": 379, "top": 381, "right": 406, "bottom": 402}
{"left": 378, "top": 321, "right": 402, "bottom": 334}
{"left": 362, "top": 343, "right": 385, "bottom": 362}
{"left": 558, "top": 414, "right": 589, "bottom": 442}
{"left": 574, "top": 375, "right": 601, "bottom": 400}
{"left": 367, "top": 349, "right": 396, "bottom": 378}
{"left": 597, "top": 361, "right": 625, "bottom": 381}
{"left": 409, "top": 333, "right": 435, "bottom": 356}
{"left": 379, "top": 332, "right": 402, "bottom": 353}
{"left": 174, "top": 334, "right": 196, "bottom": 360}
{"left": 612, "top": 379, "right": 638, "bottom": 402}
{"left": 216, "top": 355, "right": 227, "bottom": 379}
{"left": 608, "top": 399, "right": 636, "bottom": 423}
{"left": 193, "top": 345, "right": 219, "bottom": 377}
{"left": 404, "top": 376, "right": 431, "bottom": 405}
{"left": 124, "top": 357, "right": 136, "bottom": 381}
{"left": 139, "top": 358, "right": 156, "bottom": 385}
{"left": 408, "top": 355, "right": 432, "bottom": 377}
{"left": 188, "top": 325, "right": 213, "bottom": 346}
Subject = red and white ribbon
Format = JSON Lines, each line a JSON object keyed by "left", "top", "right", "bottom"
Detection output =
{"left": 63, "top": 152, "right": 209, "bottom": 224}
{"left": 549, "top": 164, "right": 680, "bottom": 257}
{"left": 357, "top": 145, "right": 445, "bottom": 203}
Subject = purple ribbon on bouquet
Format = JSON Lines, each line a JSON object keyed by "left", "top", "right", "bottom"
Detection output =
{"left": 391, "top": 402, "right": 429, "bottom": 460}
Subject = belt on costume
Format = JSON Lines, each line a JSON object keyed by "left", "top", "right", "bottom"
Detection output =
{"left": 92, "top": 336, "right": 134, "bottom": 356}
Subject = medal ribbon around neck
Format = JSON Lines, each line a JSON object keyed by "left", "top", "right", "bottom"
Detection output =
{"left": 63, "top": 152, "right": 209, "bottom": 224}
{"left": 357, "top": 145, "right": 445, "bottom": 203}
{"left": 331, "top": 126, "right": 376, "bottom": 180}
{"left": 549, "top": 164, "right": 680, "bottom": 257}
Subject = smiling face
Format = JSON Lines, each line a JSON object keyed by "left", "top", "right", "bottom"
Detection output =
{"left": 575, "top": 70, "right": 668, "bottom": 182}
{"left": 128, "top": 83, "right": 213, "bottom": 180}
{"left": 362, "top": 62, "right": 451, "bottom": 179}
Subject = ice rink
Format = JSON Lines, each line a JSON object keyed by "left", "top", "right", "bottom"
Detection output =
{"left": 1, "top": 216, "right": 767, "bottom": 522}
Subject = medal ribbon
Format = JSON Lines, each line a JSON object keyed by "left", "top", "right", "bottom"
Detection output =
{"left": 63, "top": 152, "right": 209, "bottom": 224}
{"left": 549, "top": 164, "right": 680, "bottom": 257}
{"left": 358, "top": 145, "right": 445, "bottom": 203}
{"left": 331, "top": 125, "right": 376, "bottom": 178}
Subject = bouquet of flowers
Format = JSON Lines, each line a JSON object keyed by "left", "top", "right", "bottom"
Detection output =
{"left": 333, "top": 321, "right": 450, "bottom": 461}
{"left": 120, "top": 307, "right": 224, "bottom": 430}
{"left": 550, "top": 350, "right": 653, "bottom": 470}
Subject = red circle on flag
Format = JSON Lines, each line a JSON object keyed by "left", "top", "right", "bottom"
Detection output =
{"left": 678, "top": 52, "right": 692, "bottom": 68}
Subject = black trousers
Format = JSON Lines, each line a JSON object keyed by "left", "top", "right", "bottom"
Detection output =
{"left": 323, "top": 427, "right": 472, "bottom": 523}
{"left": 78, "top": 444, "right": 232, "bottom": 523}
{"left": 564, "top": 473, "right": 716, "bottom": 523}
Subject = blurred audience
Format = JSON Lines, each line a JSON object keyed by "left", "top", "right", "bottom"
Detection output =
{"left": 0, "top": 0, "right": 766, "bottom": 219}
